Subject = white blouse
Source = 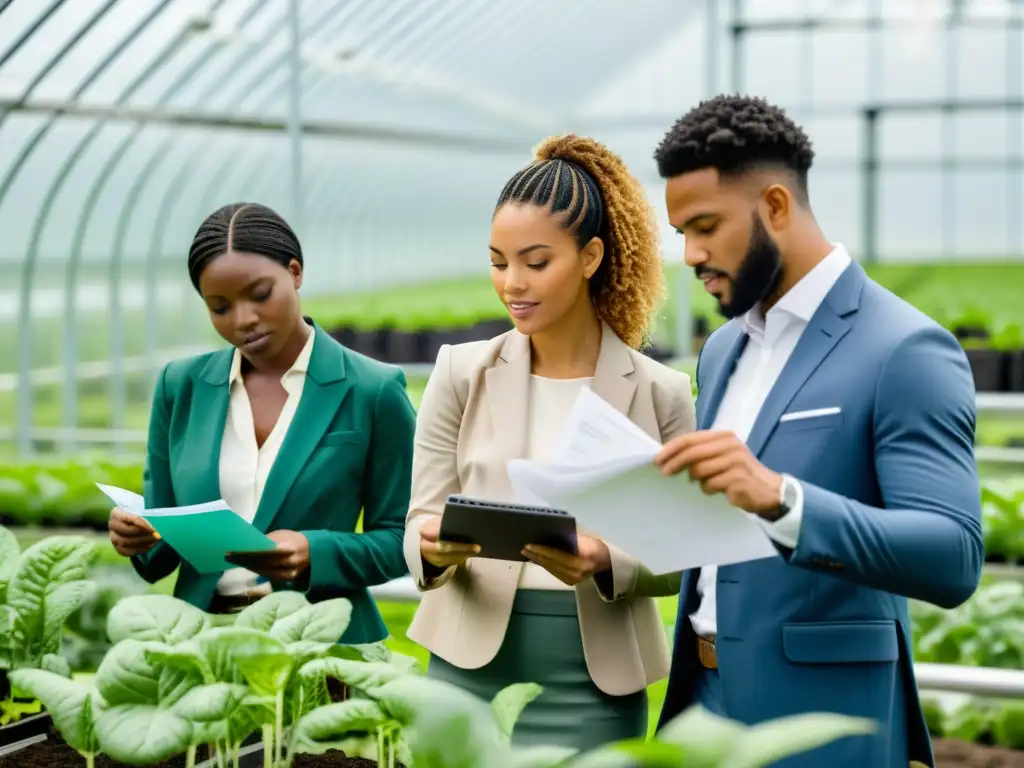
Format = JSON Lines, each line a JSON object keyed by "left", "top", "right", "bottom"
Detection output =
{"left": 215, "top": 327, "right": 315, "bottom": 596}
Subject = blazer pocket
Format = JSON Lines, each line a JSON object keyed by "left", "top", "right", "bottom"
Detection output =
{"left": 775, "top": 409, "right": 843, "bottom": 433}
{"left": 782, "top": 621, "right": 899, "bottom": 665}
{"left": 321, "top": 430, "right": 363, "bottom": 446}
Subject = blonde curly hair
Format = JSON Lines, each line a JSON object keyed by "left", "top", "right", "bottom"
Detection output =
{"left": 493, "top": 133, "right": 666, "bottom": 350}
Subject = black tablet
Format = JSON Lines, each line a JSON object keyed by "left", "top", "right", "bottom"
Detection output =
{"left": 439, "top": 494, "right": 578, "bottom": 562}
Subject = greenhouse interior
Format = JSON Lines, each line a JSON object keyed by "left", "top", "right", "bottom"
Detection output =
{"left": 0, "top": 0, "right": 1023, "bottom": 766}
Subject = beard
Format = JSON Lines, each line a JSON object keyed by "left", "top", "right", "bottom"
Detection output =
{"left": 701, "top": 213, "right": 784, "bottom": 320}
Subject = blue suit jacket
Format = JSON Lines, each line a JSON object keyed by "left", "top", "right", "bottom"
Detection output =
{"left": 657, "top": 262, "right": 984, "bottom": 767}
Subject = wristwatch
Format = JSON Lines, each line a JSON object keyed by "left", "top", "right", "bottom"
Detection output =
{"left": 776, "top": 474, "right": 800, "bottom": 519}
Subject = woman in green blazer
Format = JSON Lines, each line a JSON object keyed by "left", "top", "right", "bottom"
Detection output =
{"left": 107, "top": 202, "right": 415, "bottom": 643}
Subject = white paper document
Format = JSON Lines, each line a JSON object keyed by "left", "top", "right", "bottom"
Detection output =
{"left": 507, "top": 388, "right": 779, "bottom": 574}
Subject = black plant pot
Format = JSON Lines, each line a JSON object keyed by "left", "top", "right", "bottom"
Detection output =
{"left": 384, "top": 329, "right": 426, "bottom": 364}
{"left": 643, "top": 345, "right": 676, "bottom": 363}
{"left": 0, "top": 712, "right": 51, "bottom": 754}
{"left": 1007, "top": 350, "right": 1024, "bottom": 393}
{"left": 328, "top": 326, "right": 358, "bottom": 349}
{"left": 953, "top": 324, "right": 990, "bottom": 343}
{"left": 470, "top": 318, "right": 514, "bottom": 339}
{"left": 421, "top": 328, "right": 476, "bottom": 363}
{"left": 965, "top": 348, "right": 1010, "bottom": 393}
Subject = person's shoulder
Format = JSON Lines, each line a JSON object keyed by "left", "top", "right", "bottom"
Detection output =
{"left": 444, "top": 330, "right": 514, "bottom": 377}
{"left": 629, "top": 348, "right": 693, "bottom": 394}
{"left": 859, "top": 279, "right": 960, "bottom": 354}
{"left": 157, "top": 349, "right": 231, "bottom": 398}
{"left": 338, "top": 341, "right": 406, "bottom": 387}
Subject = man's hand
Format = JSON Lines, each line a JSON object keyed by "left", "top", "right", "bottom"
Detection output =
{"left": 522, "top": 534, "right": 611, "bottom": 586}
{"left": 227, "top": 530, "right": 311, "bottom": 582}
{"left": 419, "top": 516, "right": 480, "bottom": 569}
{"left": 655, "top": 429, "right": 784, "bottom": 519}
{"left": 108, "top": 507, "right": 160, "bottom": 557}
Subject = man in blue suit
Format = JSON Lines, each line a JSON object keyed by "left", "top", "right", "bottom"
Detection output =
{"left": 652, "top": 95, "right": 984, "bottom": 767}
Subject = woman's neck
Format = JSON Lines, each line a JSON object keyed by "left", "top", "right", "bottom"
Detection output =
{"left": 529, "top": 302, "right": 602, "bottom": 379}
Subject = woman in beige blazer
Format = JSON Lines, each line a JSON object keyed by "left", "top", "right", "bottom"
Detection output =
{"left": 403, "top": 134, "right": 696, "bottom": 751}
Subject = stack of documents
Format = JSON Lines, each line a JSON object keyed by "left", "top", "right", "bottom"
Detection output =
{"left": 97, "top": 484, "right": 276, "bottom": 573}
{"left": 507, "top": 388, "right": 778, "bottom": 574}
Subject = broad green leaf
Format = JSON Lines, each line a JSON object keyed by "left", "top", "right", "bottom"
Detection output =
{"left": 6, "top": 536, "right": 93, "bottom": 642}
{"left": 288, "top": 640, "right": 335, "bottom": 667}
{"left": 234, "top": 590, "right": 309, "bottom": 632}
{"left": 106, "top": 594, "right": 210, "bottom": 645}
{"left": 300, "top": 658, "right": 406, "bottom": 691}
{"left": 657, "top": 704, "right": 744, "bottom": 764}
{"left": 144, "top": 641, "right": 214, "bottom": 683}
{"left": 171, "top": 682, "right": 250, "bottom": 723}
{"left": 349, "top": 640, "right": 390, "bottom": 663}
{"left": 372, "top": 676, "right": 508, "bottom": 767}
{"left": 492, "top": 682, "right": 543, "bottom": 744}
{"left": 94, "top": 639, "right": 161, "bottom": 706}
{"left": 508, "top": 745, "right": 579, "bottom": 767}
{"left": 96, "top": 703, "right": 193, "bottom": 764}
{"left": 292, "top": 699, "right": 388, "bottom": 752}
{"left": 8, "top": 669, "right": 99, "bottom": 755}
{"left": 41, "top": 652, "right": 71, "bottom": 677}
{"left": 194, "top": 627, "right": 287, "bottom": 684}
{"left": 569, "top": 741, "right": 688, "bottom": 767}
{"left": 235, "top": 652, "right": 293, "bottom": 697}
{"left": 42, "top": 580, "right": 97, "bottom": 650}
{"left": 722, "top": 712, "right": 877, "bottom": 768}
{"left": 388, "top": 651, "right": 424, "bottom": 675}
{"left": 0, "top": 526, "right": 19, "bottom": 585}
{"left": 268, "top": 598, "right": 352, "bottom": 643}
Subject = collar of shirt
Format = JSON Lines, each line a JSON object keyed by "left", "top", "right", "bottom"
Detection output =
{"left": 228, "top": 325, "right": 316, "bottom": 396}
{"left": 740, "top": 243, "right": 853, "bottom": 347}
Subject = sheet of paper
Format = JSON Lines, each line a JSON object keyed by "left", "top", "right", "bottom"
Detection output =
{"left": 507, "top": 389, "right": 779, "bottom": 574}
{"left": 95, "top": 484, "right": 276, "bottom": 573}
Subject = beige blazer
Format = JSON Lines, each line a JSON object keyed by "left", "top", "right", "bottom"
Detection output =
{"left": 403, "top": 323, "right": 696, "bottom": 696}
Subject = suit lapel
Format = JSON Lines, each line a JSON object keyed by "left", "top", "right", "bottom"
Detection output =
{"left": 191, "top": 351, "right": 233, "bottom": 505}
{"left": 589, "top": 322, "right": 637, "bottom": 417}
{"left": 251, "top": 325, "right": 352, "bottom": 533}
{"left": 697, "top": 325, "right": 747, "bottom": 430}
{"left": 744, "top": 262, "right": 865, "bottom": 458}
{"left": 485, "top": 332, "right": 531, "bottom": 465}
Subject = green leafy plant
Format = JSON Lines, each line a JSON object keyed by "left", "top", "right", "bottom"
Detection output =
{"left": 0, "top": 524, "right": 98, "bottom": 725}
{"left": 981, "top": 479, "right": 1024, "bottom": 562}
{"left": 9, "top": 590, "right": 421, "bottom": 767}
{"left": 913, "top": 580, "right": 1024, "bottom": 670}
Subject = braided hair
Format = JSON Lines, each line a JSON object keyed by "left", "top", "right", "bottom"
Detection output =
{"left": 187, "top": 203, "right": 303, "bottom": 290}
{"left": 494, "top": 134, "right": 665, "bottom": 350}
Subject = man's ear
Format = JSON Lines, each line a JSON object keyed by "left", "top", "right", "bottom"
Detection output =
{"left": 760, "top": 183, "right": 793, "bottom": 234}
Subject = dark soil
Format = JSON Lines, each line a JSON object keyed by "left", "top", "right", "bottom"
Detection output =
{"left": 935, "top": 737, "right": 1024, "bottom": 768}
{"left": 0, "top": 727, "right": 391, "bottom": 768}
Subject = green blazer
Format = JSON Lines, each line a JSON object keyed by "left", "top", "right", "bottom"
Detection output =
{"left": 131, "top": 322, "right": 416, "bottom": 644}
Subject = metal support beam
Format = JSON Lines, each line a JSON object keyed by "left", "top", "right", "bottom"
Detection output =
{"left": 287, "top": 0, "right": 303, "bottom": 234}
{"left": 1, "top": 99, "right": 530, "bottom": 153}
{"left": 861, "top": 108, "right": 880, "bottom": 264}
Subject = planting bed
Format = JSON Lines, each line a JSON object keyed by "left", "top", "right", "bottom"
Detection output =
{"left": 0, "top": 728, "right": 387, "bottom": 767}
{"left": 934, "top": 737, "right": 1024, "bottom": 767}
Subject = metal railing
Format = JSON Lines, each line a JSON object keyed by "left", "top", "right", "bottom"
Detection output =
{"left": 368, "top": 577, "right": 1024, "bottom": 699}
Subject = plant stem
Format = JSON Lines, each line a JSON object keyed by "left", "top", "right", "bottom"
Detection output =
{"left": 86, "top": 753, "right": 95, "bottom": 768}
{"left": 275, "top": 689, "right": 284, "bottom": 767}
{"left": 263, "top": 724, "right": 273, "bottom": 768}
{"left": 185, "top": 745, "right": 196, "bottom": 768}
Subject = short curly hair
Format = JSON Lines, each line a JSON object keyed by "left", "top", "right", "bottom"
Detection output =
{"left": 653, "top": 95, "right": 815, "bottom": 201}
{"left": 494, "top": 134, "right": 665, "bottom": 350}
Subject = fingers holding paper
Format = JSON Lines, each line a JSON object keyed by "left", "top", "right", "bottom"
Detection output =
{"left": 522, "top": 534, "right": 611, "bottom": 587}
{"left": 108, "top": 506, "right": 160, "bottom": 557}
{"left": 655, "top": 430, "right": 783, "bottom": 518}
{"left": 418, "top": 516, "right": 480, "bottom": 568}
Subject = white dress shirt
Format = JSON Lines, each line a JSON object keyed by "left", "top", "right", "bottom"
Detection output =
{"left": 689, "top": 244, "right": 853, "bottom": 638}
{"left": 216, "top": 326, "right": 315, "bottom": 596}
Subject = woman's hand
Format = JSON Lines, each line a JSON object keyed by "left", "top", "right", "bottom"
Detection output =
{"left": 419, "top": 516, "right": 480, "bottom": 569}
{"left": 522, "top": 534, "right": 611, "bottom": 586}
{"left": 227, "top": 530, "right": 311, "bottom": 583}
{"left": 108, "top": 507, "right": 161, "bottom": 557}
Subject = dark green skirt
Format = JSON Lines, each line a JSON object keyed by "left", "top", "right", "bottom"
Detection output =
{"left": 426, "top": 588, "right": 647, "bottom": 751}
